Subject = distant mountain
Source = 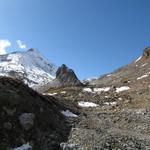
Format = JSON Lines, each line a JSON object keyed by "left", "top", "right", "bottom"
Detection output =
{"left": 0, "top": 48, "right": 57, "bottom": 87}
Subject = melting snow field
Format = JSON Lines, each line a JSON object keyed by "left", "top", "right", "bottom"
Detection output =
{"left": 78, "top": 101, "right": 99, "bottom": 108}
{"left": 116, "top": 86, "right": 130, "bottom": 93}
{"left": 61, "top": 110, "right": 78, "bottom": 117}
{"left": 13, "top": 143, "right": 32, "bottom": 150}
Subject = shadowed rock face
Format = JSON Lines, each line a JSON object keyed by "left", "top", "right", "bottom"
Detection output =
{"left": 143, "top": 46, "right": 150, "bottom": 59}
{"left": 32, "top": 64, "right": 83, "bottom": 92}
{"left": 0, "top": 77, "right": 70, "bottom": 150}
{"left": 55, "top": 64, "right": 82, "bottom": 87}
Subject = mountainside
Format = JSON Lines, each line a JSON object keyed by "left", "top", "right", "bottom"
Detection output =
{"left": 0, "top": 48, "right": 57, "bottom": 87}
{"left": 88, "top": 46, "right": 150, "bottom": 89}
{"left": 1, "top": 46, "right": 150, "bottom": 150}
{"left": 43, "top": 46, "right": 150, "bottom": 149}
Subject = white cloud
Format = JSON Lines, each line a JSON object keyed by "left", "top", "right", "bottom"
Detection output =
{"left": 0, "top": 40, "right": 11, "bottom": 55}
{"left": 16, "top": 40, "right": 26, "bottom": 49}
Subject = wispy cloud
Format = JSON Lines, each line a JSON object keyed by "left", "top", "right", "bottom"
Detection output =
{"left": 0, "top": 40, "right": 11, "bottom": 55}
{"left": 16, "top": 40, "right": 26, "bottom": 49}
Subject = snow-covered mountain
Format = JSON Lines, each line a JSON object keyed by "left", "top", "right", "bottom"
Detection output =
{"left": 0, "top": 48, "right": 57, "bottom": 87}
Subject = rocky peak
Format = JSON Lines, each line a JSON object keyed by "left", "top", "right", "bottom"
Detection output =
{"left": 27, "top": 48, "right": 37, "bottom": 52}
{"left": 55, "top": 64, "right": 82, "bottom": 87}
{"left": 143, "top": 46, "right": 150, "bottom": 59}
{"left": 56, "top": 64, "right": 68, "bottom": 77}
{"left": 34, "top": 64, "right": 83, "bottom": 92}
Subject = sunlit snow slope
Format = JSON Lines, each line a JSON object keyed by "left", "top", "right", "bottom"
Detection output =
{"left": 0, "top": 48, "right": 57, "bottom": 87}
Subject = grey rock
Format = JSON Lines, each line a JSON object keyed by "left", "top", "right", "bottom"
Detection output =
{"left": 19, "top": 113, "right": 35, "bottom": 130}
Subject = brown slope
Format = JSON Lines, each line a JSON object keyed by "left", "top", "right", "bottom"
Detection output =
{"left": 89, "top": 46, "right": 150, "bottom": 90}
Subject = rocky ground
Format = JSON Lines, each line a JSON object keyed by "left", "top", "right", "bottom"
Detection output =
{"left": 42, "top": 47, "right": 150, "bottom": 150}
{"left": 44, "top": 83, "right": 150, "bottom": 150}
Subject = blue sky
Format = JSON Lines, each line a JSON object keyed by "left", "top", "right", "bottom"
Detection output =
{"left": 0, "top": 0, "right": 150, "bottom": 79}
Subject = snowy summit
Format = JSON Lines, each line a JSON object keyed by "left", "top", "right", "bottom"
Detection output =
{"left": 0, "top": 48, "right": 57, "bottom": 87}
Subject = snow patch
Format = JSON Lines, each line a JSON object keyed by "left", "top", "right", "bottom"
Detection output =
{"left": 116, "top": 86, "right": 130, "bottom": 93}
{"left": 137, "top": 73, "right": 150, "bottom": 80}
{"left": 78, "top": 101, "right": 99, "bottom": 108}
{"left": 61, "top": 110, "right": 78, "bottom": 117}
{"left": 13, "top": 143, "right": 32, "bottom": 150}
{"left": 83, "top": 88, "right": 93, "bottom": 93}
{"left": 141, "top": 63, "right": 147, "bottom": 67}
{"left": 94, "top": 87, "right": 110, "bottom": 92}
{"left": 43, "top": 93, "right": 57, "bottom": 96}
{"left": 107, "top": 74, "right": 112, "bottom": 77}
{"left": 104, "top": 101, "right": 117, "bottom": 106}
{"left": 60, "top": 91, "right": 66, "bottom": 94}
{"left": 118, "top": 97, "right": 123, "bottom": 101}
{"left": 105, "top": 96, "right": 109, "bottom": 98}
{"left": 135, "top": 56, "right": 142, "bottom": 63}
{"left": 83, "top": 87, "right": 110, "bottom": 93}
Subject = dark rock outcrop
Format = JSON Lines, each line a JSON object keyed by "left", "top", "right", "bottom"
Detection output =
{"left": 55, "top": 64, "right": 82, "bottom": 87}
{"left": 143, "top": 46, "right": 150, "bottom": 59}
{"left": 0, "top": 77, "right": 70, "bottom": 150}
{"left": 39, "top": 64, "right": 83, "bottom": 90}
